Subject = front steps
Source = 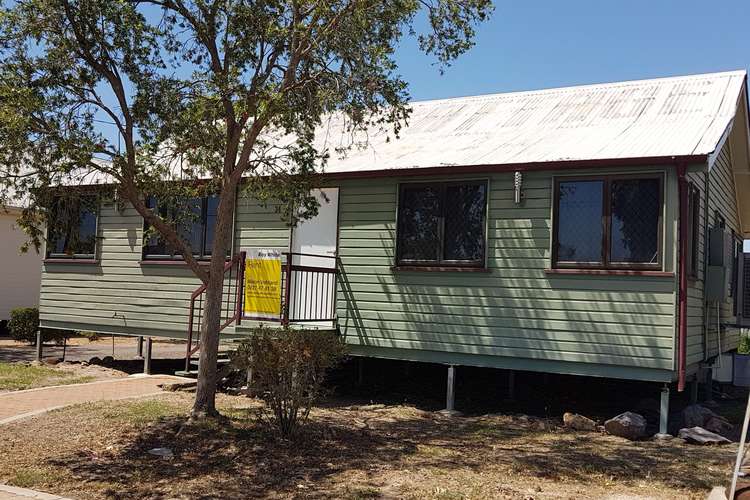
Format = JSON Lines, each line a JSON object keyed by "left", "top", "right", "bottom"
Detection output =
{"left": 175, "top": 353, "right": 231, "bottom": 378}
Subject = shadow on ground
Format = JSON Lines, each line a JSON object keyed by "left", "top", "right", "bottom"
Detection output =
{"left": 42, "top": 400, "right": 731, "bottom": 499}
{"left": 328, "top": 357, "right": 733, "bottom": 428}
{"left": 0, "top": 354, "right": 738, "bottom": 498}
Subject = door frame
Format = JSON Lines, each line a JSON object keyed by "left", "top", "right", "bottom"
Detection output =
{"left": 288, "top": 186, "right": 341, "bottom": 260}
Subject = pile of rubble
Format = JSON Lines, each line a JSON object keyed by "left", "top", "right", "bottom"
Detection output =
{"left": 561, "top": 403, "right": 736, "bottom": 444}
{"left": 677, "top": 404, "right": 734, "bottom": 444}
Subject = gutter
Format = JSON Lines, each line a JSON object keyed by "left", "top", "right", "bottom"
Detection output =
{"left": 47, "top": 154, "right": 710, "bottom": 190}
{"left": 677, "top": 163, "right": 689, "bottom": 392}
{"left": 323, "top": 154, "right": 709, "bottom": 180}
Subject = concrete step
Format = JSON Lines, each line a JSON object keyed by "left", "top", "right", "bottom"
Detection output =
{"left": 189, "top": 357, "right": 230, "bottom": 368}
{"left": 176, "top": 359, "right": 231, "bottom": 378}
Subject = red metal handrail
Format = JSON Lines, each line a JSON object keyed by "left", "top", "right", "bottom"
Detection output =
{"left": 185, "top": 251, "right": 246, "bottom": 371}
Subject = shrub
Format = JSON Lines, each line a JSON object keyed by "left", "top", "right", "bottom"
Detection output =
{"left": 739, "top": 332, "right": 750, "bottom": 355}
{"left": 231, "top": 325, "right": 345, "bottom": 437}
{"left": 8, "top": 307, "right": 74, "bottom": 346}
{"left": 8, "top": 307, "right": 39, "bottom": 344}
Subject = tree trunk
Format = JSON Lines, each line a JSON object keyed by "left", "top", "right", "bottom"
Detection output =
{"left": 191, "top": 182, "right": 238, "bottom": 418}
{"left": 192, "top": 269, "right": 223, "bottom": 417}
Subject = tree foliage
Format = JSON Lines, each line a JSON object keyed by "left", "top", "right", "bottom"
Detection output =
{"left": 0, "top": 0, "right": 493, "bottom": 416}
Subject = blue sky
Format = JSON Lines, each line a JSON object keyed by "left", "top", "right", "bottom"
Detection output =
{"left": 395, "top": 0, "right": 750, "bottom": 100}
{"left": 394, "top": 0, "right": 750, "bottom": 250}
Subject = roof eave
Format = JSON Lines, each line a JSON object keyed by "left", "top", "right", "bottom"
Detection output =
{"left": 323, "top": 154, "right": 709, "bottom": 180}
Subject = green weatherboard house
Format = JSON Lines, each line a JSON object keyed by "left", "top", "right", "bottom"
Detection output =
{"left": 38, "top": 71, "right": 750, "bottom": 429}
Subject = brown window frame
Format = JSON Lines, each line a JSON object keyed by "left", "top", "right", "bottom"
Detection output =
{"left": 141, "top": 195, "right": 220, "bottom": 261}
{"left": 45, "top": 195, "right": 100, "bottom": 260}
{"left": 551, "top": 174, "right": 664, "bottom": 271}
{"left": 687, "top": 183, "right": 701, "bottom": 277}
{"left": 395, "top": 180, "right": 489, "bottom": 269}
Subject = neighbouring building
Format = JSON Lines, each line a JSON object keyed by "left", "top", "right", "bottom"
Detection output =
{"left": 0, "top": 204, "right": 43, "bottom": 327}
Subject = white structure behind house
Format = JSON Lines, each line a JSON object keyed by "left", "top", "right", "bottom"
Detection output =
{"left": 0, "top": 208, "right": 42, "bottom": 321}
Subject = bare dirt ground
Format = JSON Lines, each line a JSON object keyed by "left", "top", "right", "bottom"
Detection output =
{"left": 0, "top": 391, "right": 735, "bottom": 500}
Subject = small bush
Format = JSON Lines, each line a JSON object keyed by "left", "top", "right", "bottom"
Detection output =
{"left": 8, "top": 307, "right": 39, "bottom": 344}
{"left": 8, "top": 307, "right": 74, "bottom": 345}
{"left": 739, "top": 332, "right": 750, "bottom": 355}
{"left": 231, "top": 325, "right": 345, "bottom": 437}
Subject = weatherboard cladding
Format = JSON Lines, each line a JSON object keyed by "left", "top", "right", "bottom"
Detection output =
{"left": 706, "top": 140, "right": 741, "bottom": 356}
{"left": 39, "top": 198, "right": 291, "bottom": 338}
{"left": 335, "top": 169, "right": 677, "bottom": 373}
{"left": 40, "top": 168, "right": 679, "bottom": 377}
{"left": 684, "top": 139, "right": 743, "bottom": 368}
{"left": 685, "top": 166, "right": 707, "bottom": 369}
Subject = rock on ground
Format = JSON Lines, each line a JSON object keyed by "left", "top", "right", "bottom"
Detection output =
{"left": 704, "top": 415, "right": 735, "bottom": 436}
{"left": 604, "top": 412, "right": 647, "bottom": 440}
{"left": 682, "top": 404, "right": 715, "bottom": 426}
{"left": 681, "top": 404, "right": 735, "bottom": 438}
{"left": 563, "top": 412, "right": 597, "bottom": 431}
{"left": 678, "top": 426, "right": 731, "bottom": 445}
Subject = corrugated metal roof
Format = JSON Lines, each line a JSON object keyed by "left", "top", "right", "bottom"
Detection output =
{"left": 316, "top": 70, "right": 747, "bottom": 173}
{"left": 17, "top": 69, "right": 746, "bottom": 196}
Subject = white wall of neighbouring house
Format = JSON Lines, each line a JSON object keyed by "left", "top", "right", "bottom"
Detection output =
{"left": 0, "top": 211, "right": 42, "bottom": 321}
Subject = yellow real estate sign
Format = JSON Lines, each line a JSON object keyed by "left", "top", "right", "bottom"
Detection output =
{"left": 243, "top": 249, "right": 282, "bottom": 320}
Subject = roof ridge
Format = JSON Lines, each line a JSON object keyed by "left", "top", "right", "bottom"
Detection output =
{"left": 408, "top": 69, "right": 748, "bottom": 107}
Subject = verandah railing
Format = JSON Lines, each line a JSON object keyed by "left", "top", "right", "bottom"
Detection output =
{"left": 186, "top": 252, "right": 338, "bottom": 371}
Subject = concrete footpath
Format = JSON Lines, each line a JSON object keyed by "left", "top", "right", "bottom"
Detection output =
{"left": 0, "top": 375, "right": 192, "bottom": 425}
{"left": 0, "top": 484, "right": 73, "bottom": 500}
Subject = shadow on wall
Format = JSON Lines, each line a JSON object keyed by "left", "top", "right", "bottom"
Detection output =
{"left": 336, "top": 217, "right": 672, "bottom": 370}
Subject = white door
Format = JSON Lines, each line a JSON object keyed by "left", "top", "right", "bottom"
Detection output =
{"left": 289, "top": 188, "right": 339, "bottom": 324}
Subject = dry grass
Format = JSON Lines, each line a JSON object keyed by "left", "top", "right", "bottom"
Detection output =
{"left": 0, "top": 392, "right": 735, "bottom": 499}
{"left": 0, "top": 362, "right": 95, "bottom": 391}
